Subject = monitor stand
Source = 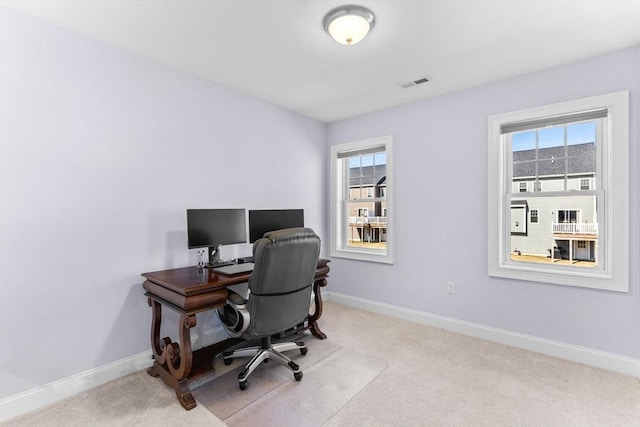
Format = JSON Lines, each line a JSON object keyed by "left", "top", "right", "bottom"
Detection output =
{"left": 207, "top": 244, "right": 233, "bottom": 268}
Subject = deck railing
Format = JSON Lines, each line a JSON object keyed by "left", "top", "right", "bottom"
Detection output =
{"left": 551, "top": 222, "right": 598, "bottom": 235}
{"left": 349, "top": 216, "right": 387, "bottom": 226}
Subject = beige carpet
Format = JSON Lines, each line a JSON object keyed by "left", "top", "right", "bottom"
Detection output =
{"left": 0, "top": 370, "right": 224, "bottom": 427}
{"left": 2, "top": 301, "right": 639, "bottom": 426}
{"left": 321, "top": 302, "right": 640, "bottom": 426}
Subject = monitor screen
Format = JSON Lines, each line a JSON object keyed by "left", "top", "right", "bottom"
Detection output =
{"left": 249, "top": 209, "right": 304, "bottom": 242}
{"left": 186, "top": 208, "right": 247, "bottom": 249}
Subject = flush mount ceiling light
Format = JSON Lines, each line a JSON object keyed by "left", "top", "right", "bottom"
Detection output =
{"left": 323, "top": 5, "right": 375, "bottom": 45}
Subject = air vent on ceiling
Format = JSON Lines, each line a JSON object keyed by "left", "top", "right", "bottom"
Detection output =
{"left": 397, "top": 75, "right": 431, "bottom": 89}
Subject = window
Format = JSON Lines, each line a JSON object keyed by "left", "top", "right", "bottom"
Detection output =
{"left": 519, "top": 182, "right": 527, "bottom": 192}
{"left": 533, "top": 181, "right": 542, "bottom": 192}
{"left": 488, "top": 91, "right": 629, "bottom": 291}
{"left": 558, "top": 209, "right": 578, "bottom": 224}
{"left": 330, "top": 135, "right": 393, "bottom": 264}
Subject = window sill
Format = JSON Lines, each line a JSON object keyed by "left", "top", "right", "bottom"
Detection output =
{"left": 330, "top": 247, "right": 394, "bottom": 264}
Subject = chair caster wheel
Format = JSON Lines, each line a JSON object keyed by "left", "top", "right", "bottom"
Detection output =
{"left": 294, "top": 372, "right": 303, "bottom": 381}
{"left": 300, "top": 347, "right": 308, "bottom": 355}
{"left": 224, "top": 358, "right": 233, "bottom": 366}
{"left": 239, "top": 380, "right": 248, "bottom": 390}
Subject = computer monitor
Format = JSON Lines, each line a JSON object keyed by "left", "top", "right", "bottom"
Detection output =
{"left": 248, "top": 209, "right": 304, "bottom": 243}
{"left": 187, "top": 208, "right": 246, "bottom": 265}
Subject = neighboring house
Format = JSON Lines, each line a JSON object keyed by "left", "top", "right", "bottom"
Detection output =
{"left": 510, "top": 142, "right": 597, "bottom": 263}
{"left": 349, "top": 164, "right": 387, "bottom": 243}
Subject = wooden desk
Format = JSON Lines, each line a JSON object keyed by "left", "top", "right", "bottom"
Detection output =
{"left": 141, "top": 259, "right": 330, "bottom": 410}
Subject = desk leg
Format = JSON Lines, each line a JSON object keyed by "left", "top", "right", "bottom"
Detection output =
{"left": 165, "top": 313, "right": 196, "bottom": 380}
{"left": 146, "top": 298, "right": 198, "bottom": 410}
{"left": 148, "top": 298, "right": 170, "bottom": 365}
{"left": 308, "top": 278, "right": 328, "bottom": 339}
{"left": 148, "top": 361, "right": 196, "bottom": 410}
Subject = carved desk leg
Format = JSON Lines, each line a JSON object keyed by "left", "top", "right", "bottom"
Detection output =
{"left": 148, "top": 298, "right": 170, "bottom": 365}
{"left": 166, "top": 314, "right": 196, "bottom": 380}
{"left": 146, "top": 298, "right": 198, "bottom": 410}
{"left": 308, "top": 278, "right": 328, "bottom": 339}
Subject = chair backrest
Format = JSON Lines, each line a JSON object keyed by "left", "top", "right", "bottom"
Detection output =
{"left": 246, "top": 227, "right": 320, "bottom": 336}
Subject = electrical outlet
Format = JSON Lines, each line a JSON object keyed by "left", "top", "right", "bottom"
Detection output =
{"left": 447, "top": 281, "right": 456, "bottom": 295}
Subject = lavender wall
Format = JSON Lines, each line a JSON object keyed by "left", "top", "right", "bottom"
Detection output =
{"left": 327, "top": 47, "right": 639, "bottom": 359}
{"left": 0, "top": 8, "right": 326, "bottom": 399}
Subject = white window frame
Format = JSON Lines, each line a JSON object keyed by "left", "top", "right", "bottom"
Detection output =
{"left": 330, "top": 135, "right": 394, "bottom": 264}
{"left": 488, "top": 91, "right": 628, "bottom": 292}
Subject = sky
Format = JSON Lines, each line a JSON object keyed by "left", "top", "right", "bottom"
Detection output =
{"left": 512, "top": 121, "right": 596, "bottom": 151}
{"left": 349, "top": 152, "right": 386, "bottom": 167}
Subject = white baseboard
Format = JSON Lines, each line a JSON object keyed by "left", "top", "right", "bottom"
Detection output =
{"left": 326, "top": 291, "right": 640, "bottom": 378}
{"left": 0, "top": 351, "right": 154, "bottom": 423}
{"left": 0, "top": 323, "right": 233, "bottom": 423}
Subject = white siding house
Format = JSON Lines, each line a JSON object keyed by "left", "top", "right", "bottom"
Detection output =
{"left": 510, "top": 142, "right": 597, "bottom": 263}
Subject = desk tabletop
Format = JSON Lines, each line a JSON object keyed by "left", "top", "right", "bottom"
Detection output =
{"left": 142, "top": 259, "right": 330, "bottom": 297}
{"left": 142, "top": 266, "right": 249, "bottom": 296}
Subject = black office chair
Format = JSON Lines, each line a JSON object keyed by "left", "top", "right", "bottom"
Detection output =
{"left": 216, "top": 227, "right": 321, "bottom": 390}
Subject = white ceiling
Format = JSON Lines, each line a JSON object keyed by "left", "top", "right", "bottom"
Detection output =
{"left": 2, "top": 0, "right": 640, "bottom": 123}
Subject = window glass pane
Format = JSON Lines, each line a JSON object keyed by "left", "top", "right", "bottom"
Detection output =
{"left": 538, "top": 127, "right": 564, "bottom": 150}
{"left": 512, "top": 131, "right": 536, "bottom": 152}
{"left": 509, "top": 194, "right": 597, "bottom": 268}
{"left": 513, "top": 161, "right": 536, "bottom": 179}
{"left": 509, "top": 120, "right": 598, "bottom": 267}
{"left": 538, "top": 158, "right": 565, "bottom": 176}
{"left": 346, "top": 201, "right": 386, "bottom": 247}
{"left": 567, "top": 122, "right": 596, "bottom": 145}
{"left": 344, "top": 149, "right": 387, "bottom": 251}
{"left": 511, "top": 121, "right": 596, "bottom": 194}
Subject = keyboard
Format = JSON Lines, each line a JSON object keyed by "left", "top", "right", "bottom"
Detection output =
{"left": 213, "top": 262, "right": 255, "bottom": 276}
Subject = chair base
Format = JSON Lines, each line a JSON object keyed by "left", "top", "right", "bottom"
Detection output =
{"left": 222, "top": 336, "right": 307, "bottom": 390}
